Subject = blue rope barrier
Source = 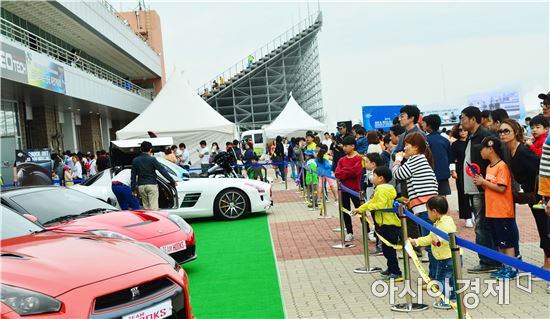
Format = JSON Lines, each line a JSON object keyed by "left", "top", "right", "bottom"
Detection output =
{"left": 402, "top": 207, "right": 550, "bottom": 282}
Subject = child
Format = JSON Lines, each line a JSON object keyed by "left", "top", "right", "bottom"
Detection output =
{"left": 381, "top": 135, "right": 393, "bottom": 167}
{"left": 316, "top": 144, "right": 338, "bottom": 203}
{"left": 63, "top": 165, "right": 73, "bottom": 186}
{"left": 393, "top": 132, "right": 439, "bottom": 278}
{"left": 365, "top": 153, "right": 384, "bottom": 244}
{"left": 409, "top": 196, "right": 462, "bottom": 309}
{"left": 526, "top": 114, "right": 549, "bottom": 157}
{"left": 304, "top": 150, "right": 319, "bottom": 209}
{"left": 473, "top": 136, "right": 517, "bottom": 279}
{"left": 335, "top": 136, "right": 363, "bottom": 241}
{"left": 352, "top": 166, "right": 401, "bottom": 281}
{"left": 247, "top": 156, "right": 263, "bottom": 181}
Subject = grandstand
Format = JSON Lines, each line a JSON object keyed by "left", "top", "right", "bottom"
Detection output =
{"left": 198, "top": 12, "right": 324, "bottom": 130}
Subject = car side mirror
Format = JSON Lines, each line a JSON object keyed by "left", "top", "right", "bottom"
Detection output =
{"left": 23, "top": 214, "right": 39, "bottom": 223}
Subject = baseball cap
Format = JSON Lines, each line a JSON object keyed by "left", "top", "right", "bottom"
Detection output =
{"left": 538, "top": 91, "right": 550, "bottom": 100}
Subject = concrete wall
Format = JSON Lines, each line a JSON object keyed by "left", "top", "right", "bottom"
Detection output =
{"left": 56, "top": 1, "right": 162, "bottom": 76}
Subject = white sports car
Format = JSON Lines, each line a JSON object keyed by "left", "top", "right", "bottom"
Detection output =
{"left": 73, "top": 138, "right": 272, "bottom": 220}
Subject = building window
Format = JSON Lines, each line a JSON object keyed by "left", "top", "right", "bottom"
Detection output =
{"left": 0, "top": 101, "right": 19, "bottom": 138}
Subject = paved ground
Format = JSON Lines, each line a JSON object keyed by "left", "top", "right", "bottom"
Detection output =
{"left": 267, "top": 178, "right": 550, "bottom": 319}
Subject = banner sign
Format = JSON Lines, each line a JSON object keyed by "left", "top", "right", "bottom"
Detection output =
{"left": 0, "top": 42, "right": 65, "bottom": 94}
{"left": 467, "top": 90, "right": 521, "bottom": 119}
{"left": 26, "top": 51, "right": 66, "bottom": 94}
{"left": 362, "top": 105, "right": 403, "bottom": 131}
{"left": 15, "top": 148, "right": 53, "bottom": 186}
{"left": 0, "top": 42, "right": 28, "bottom": 83}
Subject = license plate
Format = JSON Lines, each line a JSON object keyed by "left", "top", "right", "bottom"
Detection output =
{"left": 122, "top": 299, "right": 172, "bottom": 319}
{"left": 160, "top": 240, "right": 186, "bottom": 254}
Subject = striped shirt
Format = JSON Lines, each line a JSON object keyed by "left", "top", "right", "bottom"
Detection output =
{"left": 538, "top": 135, "right": 550, "bottom": 196}
{"left": 393, "top": 154, "right": 439, "bottom": 201}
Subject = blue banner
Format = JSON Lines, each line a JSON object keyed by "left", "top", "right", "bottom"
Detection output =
{"left": 362, "top": 105, "right": 402, "bottom": 131}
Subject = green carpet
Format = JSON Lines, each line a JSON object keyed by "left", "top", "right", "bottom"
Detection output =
{"left": 183, "top": 213, "right": 285, "bottom": 319}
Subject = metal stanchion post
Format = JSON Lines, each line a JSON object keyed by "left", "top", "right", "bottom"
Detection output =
{"left": 354, "top": 191, "right": 381, "bottom": 273}
{"left": 332, "top": 180, "right": 355, "bottom": 249}
{"left": 449, "top": 232, "right": 465, "bottom": 319}
{"left": 391, "top": 204, "right": 428, "bottom": 312}
{"left": 318, "top": 177, "right": 333, "bottom": 219}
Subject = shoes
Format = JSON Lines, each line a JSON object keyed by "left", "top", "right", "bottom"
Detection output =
{"left": 368, "top": 231, "right": 376, "bottom": 242}
{"left": 468, "top": 264, "right": 500, "bottom": 274}
{"left": 421, "top": 250, "right": 430, "bottom": 263}
{"left": 490, "top": 267, "right": 506, "bottom": 278}
{"left": 547, "top": 284, "right": 550, "bottom": 294}
{"left": 494, "top": 267, "right": 518, "bottom": 279}
{"left": 432, "top": 299, "right": 452, "bottom": 310}
{"left": 369, "top": 248, "right": 384, "bottom": 256}
{"left": 380, "top": 269, "right": 390, "bottom": 276}
{"left": 465, "top": 218, "right": 474, "bottom": 228}
{"left": 382, "top": 273, "right": 404, "bottom": 282}
{"left": 345, "top": 233, "right": 354, "bottom": 242}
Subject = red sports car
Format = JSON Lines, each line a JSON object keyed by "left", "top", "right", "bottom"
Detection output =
{"left": 0, "top": 186, "right": 196, "bottom": 264}
{"left": 1, "top": 205, "right": 194, "bottom": 318}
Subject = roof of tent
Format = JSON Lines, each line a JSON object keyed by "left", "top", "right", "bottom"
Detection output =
{"left": 264, "top": 95, "right": 327, "bottom": 138}
{"left": 116, "top": 68, "right": 235, "bottom": 141}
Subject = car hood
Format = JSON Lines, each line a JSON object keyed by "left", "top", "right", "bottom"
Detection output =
{"left": 46, "top": 210, "right": 181, "bottom": 240}
{"left": 1, "top": 232, "right": 168, "bottom": 296}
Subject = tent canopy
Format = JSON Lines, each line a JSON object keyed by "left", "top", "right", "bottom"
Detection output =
{"left": 264, "top": 95, "right": 327, "bottom": 138}
{"left": 116, "top": 69, "right": 236, "bottom": 165}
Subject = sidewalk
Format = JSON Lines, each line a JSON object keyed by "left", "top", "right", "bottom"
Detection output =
{"left": 267, "top": 178, "right": 550, "bottom": 319}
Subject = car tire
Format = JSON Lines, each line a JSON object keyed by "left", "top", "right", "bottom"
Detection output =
{"left": 214, "top": 188, "right": 250, "bottom": 220}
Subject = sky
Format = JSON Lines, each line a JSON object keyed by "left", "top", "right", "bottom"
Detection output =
{"left": 118, "top": 0, "right": 549, "bottom": 128}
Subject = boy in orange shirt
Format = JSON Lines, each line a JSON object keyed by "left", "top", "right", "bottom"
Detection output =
{"left": 473, "top": 136, "right": 518, "bottom": 279}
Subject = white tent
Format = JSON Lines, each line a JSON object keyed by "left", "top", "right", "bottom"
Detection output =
{"left": 116, "top": 69, "right": 236, "bottom": 165}
{"left": 264, "top": 95, "right": 327, "bottom": 138}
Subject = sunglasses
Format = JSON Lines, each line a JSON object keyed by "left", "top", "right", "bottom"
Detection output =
{"left": 498, "top": 128, "right": 512, "bottom": 135}
{"left": 541, "top": 102, "right": 550, "bottom": 108}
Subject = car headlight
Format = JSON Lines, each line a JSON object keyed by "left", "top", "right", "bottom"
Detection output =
{"left": 167, "top": 215, "right": 192, "bottom": 234}
{"left": 88, "top": 230, "right": 134, "bottom": 241}
{"left": 1, "top": 284, "right": 62, "bottom": 316}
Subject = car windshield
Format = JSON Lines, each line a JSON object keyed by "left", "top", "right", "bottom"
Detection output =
{"left": 156, "top": 157, "right": 187, "bottom": 181}
{"left": 1, "top": 206, "right": 44, "bottom": 240}
{"left": 9, "top": 188, "right": 116, "bottom": 225}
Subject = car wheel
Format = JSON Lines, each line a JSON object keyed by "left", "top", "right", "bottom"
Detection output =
{"left": 214, "top": 189, "right": 249, "bottom": 220}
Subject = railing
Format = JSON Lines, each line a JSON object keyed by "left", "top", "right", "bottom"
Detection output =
{"left": 0, "top": 17, "right": 153, "bottom": 100}
{"left": 98, "top": 0, "right": 157, "bottom": 53}
{"left": 197, "top": 11, "right": 322, "bottom": 98}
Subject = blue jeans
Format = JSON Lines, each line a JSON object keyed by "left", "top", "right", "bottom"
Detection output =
{"left": 417, "top": 210, "right": 437, "bottom": 279}
{"left": 434, "top": 256, "right": 463, "bottom": 302}
{"left": 290, "top": 161, "right": 297, "bottom": 179}
{"left": 112, "top": 184, "right": 140, "bottom": 210}
{"left": 470, "top": 194, "right": 500, "bottom": 267}
{"left": 277, "top": 163, "right": 287, "bottom": 181}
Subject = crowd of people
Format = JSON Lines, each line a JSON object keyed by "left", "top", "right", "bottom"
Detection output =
{"left": 48, "top": 91, "right": 550, "bottom": 303}
{"left": 254, "top": 91, "right": 550, "bottom": 306}
{"left": 50, "top": 149, "right": 111, "bottom": 185}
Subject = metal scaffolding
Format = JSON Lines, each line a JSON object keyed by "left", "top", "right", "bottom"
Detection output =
{"left": 199, "top": 12, "right": 324, "bottom": 131}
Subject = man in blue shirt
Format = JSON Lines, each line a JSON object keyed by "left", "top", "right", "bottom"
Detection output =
{"left": 422, "top": 114, "right": 454, "bottom": 196}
